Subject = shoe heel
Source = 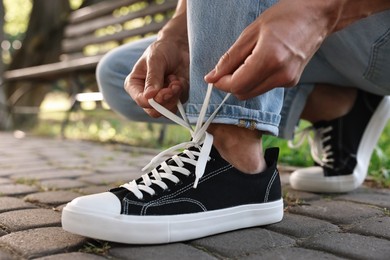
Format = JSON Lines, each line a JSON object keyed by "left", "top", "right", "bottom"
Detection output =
{"left": 383, "top": 96, "right": 390, "bottom": 121}
{"left": 354, "top": 95, "right": 390, "bottom": 187}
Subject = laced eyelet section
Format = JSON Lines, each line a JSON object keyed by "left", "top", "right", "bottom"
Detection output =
{"left": 120, "top": 83, "right": 231, "bottom": 199}
{"left": 288, "top": 125, "right": 335, "bottom": 169}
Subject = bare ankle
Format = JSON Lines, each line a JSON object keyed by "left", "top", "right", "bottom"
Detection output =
{"left": 207, "top": 124, "right": 267, "bottom": 174}
{"left": 301, "top": 84, "right": 357, "bottom": 123}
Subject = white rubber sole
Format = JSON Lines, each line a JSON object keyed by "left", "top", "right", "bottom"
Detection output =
{"left": 61, "top": 199, "right": 283, "bottom": 244}
{"left": 290, "top": 96, "right": 390, "bottom": 193}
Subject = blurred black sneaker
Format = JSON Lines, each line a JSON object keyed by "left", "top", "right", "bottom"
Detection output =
{"left": 289, "top": 91, "right": 390, "bottom": 193}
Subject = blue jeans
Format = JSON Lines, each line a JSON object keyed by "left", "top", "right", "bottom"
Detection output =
{"left": 96, "top": 0, "right": 390, "bottom": 138}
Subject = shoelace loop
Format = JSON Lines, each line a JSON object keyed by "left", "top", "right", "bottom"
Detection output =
{"left": 288, "top": 125, "right": 334, "bottom": 168}
{"left": 121, "top": 84, "right": 231, "bottom": 199}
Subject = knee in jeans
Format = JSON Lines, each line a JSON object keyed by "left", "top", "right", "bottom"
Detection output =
{"left": 96, "top": 51, "right": 123, "bottom": 91}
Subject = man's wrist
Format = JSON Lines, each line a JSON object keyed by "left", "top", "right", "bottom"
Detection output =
{"left": 157, "top": 13, "right": 188, "bottom": 46}
{"left": 327, "top": 0, "right": 390, "bottom": 32}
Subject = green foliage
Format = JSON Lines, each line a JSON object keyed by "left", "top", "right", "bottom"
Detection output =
{"left": 80, "top": 241, "right": 111, "bottom": 255}
{"left": 368, "top": 124, "right": 390, "bottom": 187}
{"left": 3, "top": 0, "right": 32, "bottom": 37}
{"left": 263, "top": 135, "right": 314, "bottom": 167}
{"left": 69, "top": 0, "right": 83, "bottom": 10}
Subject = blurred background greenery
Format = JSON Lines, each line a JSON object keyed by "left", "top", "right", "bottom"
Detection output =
{"left": 1, "top": 0, "right": 389, "bottom": 188}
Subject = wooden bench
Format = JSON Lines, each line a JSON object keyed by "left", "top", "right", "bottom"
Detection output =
{"left": 2, "top": 0, "right": 177, "bottom": 133}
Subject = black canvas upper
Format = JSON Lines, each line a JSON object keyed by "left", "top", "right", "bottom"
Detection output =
{"left": 313, "top": 90, "right": 383, "bottom": 177}
{"left": 110, "top": 146, "right": 281, "bottom": 216}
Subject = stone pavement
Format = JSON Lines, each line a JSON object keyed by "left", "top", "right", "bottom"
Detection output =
{"left": 0, "top": 131, "right": 390, "bottom": 260}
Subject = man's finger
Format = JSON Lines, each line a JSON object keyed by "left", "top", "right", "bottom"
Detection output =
{"left": 205, "top": 27, "right": 257, "bottom": 83}
{"left": 144, "top": 53, "right": 166, "bottom": 99}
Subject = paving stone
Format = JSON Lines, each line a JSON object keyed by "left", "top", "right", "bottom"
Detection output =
{"left": 115, "top": 156, "right": 156, "bottom": 168}
{"left": 24, "top": 191, "right": 81, "bottom": 206}
{"left": 288, "top": 200, "right": 384, "bottom": 225}
{"left": 0, "top": 248, "right": 16, "bottom": 260}
{"left": 35, "top": 252, "right": 107, "bottom": 260}
{"left": 0, "top": 209, "right": 61, "bottom": 232}
{"left": 0, "top": 197, "right": 36, "bottom": 213}
{"left": 53, "top": 204, "right": 67, "bottom": 212}
{"left": 47, "top": 157, "right": 90, "bottom": 166}
{"left": 346, "top": 216, "right": 390, "bottom": 240}
{"left": 77, "top": 171, "right": 142, "bottom": 185}
{"left": 0, "top": 229, "right": 7, "bottom": 237}
{"left": 266, "top": 213, "right": 339, "bottom": 238}
{"left": 10, "top": 169, "right": 93, "bottom": 182}
{"left": 109, "top": 243, "right": 217, "bottom": 260}
{"left": 241, "top": 247, "right": 345, "bottom": 260}
{"left": 0, "top": 159, "right": 48, "bottom": 168}
{"left": 0, "top": 227, "right": 86, "bottom": 259}
{"left": 0, "top": 178, "right": 12, "bottom": 185}
{"left": 39, "top": 179, "right": 87, "bottom": 191}
{"left": 42, "top": 156, "right": 90, "bottom": 165}
{"left": 38, "top": 149, "right": 83, "bottom": 158}
{"left": 302, "top": 232, "right": 390, "bottom": 260}
{"left": 0, "top": 184, "right": 39, "bottom": 196}
{"left": 0, "top": 166, "right": 55, "bottom": 177}
{"left": 283, "top": 187, "right": 322, "bottom": 202}
{"left": 0, "top": 151, "right": 43, "bottom": 159}
{"left": 77, "top": 185, "right": 113, "bottom": 195}
{"left": 278, "top": 165, "right": 300, "bottom": 173}
{"left": 191, "top": 228, "right": 295, "bottom": 259}
{"left": 279, "top": 171, "right": 290, "bottom": 186}
{"left": 94, "top": 165, "right": 140, "bottom": 174}
{"left": 336, "top": 188, "right": 390, "bottom": 209}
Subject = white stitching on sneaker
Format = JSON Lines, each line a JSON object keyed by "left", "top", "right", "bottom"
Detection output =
{"left": 122, "top": 164, "right": 233, "bottom": 215}
{"left": 288, "top": 125, "right": 335, "bottom": 168}
{"left": 140, "top": 164, "right": 233, "bottom": 214}
{"left": 264, "top": 169, "right": 278, "bottom": 203}
{"left": 121, "top": 83, "right": 231, "bottom": 199}
{"left": 141, "top": 165, "right": 232, "bottom": 214}
{"left": 145, "top": 198, "right": 208, "bottom": 214}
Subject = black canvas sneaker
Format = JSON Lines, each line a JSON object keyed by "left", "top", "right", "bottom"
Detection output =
{"left": 289, "top": 91, "right": 390, "bottom": 193}
{"left": 61, "top": 84, "right": 283, "bottom": 244}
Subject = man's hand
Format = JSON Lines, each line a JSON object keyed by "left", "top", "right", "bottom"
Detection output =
{"left": 204, "top": 0, "right": 338, "bottom": 100}
{"left": 124, "top": 0, "right": 189, "bottom": 118}
{"left": 125, "top": 39, "right": 189, "bottom": 118}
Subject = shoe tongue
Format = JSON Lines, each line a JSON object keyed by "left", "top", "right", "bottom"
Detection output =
{"left": 186, "top": 144, "right": 222, "bottom": 160}
{"left": 187, "top": 145, "right": 201, "bottom": 153}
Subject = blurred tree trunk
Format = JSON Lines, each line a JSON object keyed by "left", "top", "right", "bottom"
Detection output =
{"left": 0, "top": 0, "right": 11, "bottom": 130}
{"left": 81, "top": 0, "right": 106, "bottom": 8}
{"left": 5, "top": 0, "right": 71, "bottom": 129}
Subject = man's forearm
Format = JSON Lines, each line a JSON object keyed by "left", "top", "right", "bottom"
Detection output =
{"left": 330, "top": 0, "right": 390, "bottom": 32}
{"left": 157, "top": 0, "right": 187, "bottom": 42}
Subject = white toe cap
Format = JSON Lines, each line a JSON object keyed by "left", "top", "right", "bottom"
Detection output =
{"left": 66, "top": 192, "right": 122, "bottom": 215}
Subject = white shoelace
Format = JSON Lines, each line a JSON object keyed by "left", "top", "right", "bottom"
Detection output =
{"left": 121, "top": 83, "right": 231, "bottom": 199}
{"left": 288, "top": 125, "right": 334, "bottom": 168}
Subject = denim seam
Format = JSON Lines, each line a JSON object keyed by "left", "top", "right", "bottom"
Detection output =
{"left": 186, "top": 113, "right": 280, "bottom": 127}
{"left": 363, "top": 28, "right": 390, "bottom": 82}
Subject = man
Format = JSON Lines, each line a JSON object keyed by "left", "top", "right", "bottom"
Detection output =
{"left": 61, "top": 0, "right": 390, "bottom": 244}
